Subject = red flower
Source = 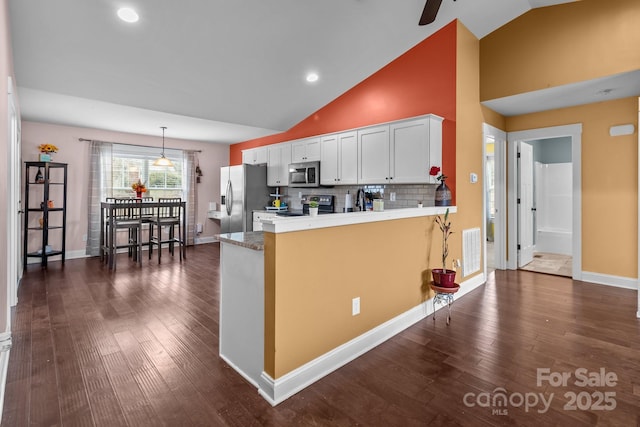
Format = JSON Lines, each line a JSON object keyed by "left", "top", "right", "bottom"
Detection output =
{"left": 429, "top": 166, "right": 441, "bottom": 176}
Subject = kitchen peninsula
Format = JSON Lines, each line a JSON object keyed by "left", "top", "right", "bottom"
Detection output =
{"left": 218, "top": 206, "right": 458, "bottom": 406}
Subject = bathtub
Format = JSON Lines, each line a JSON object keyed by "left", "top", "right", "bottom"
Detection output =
{"left": 536, "top": 228, "right": 572, "bottom": 255}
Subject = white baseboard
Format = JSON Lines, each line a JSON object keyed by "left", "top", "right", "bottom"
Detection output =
{"left": 581, "top": 271, "right": 638, "bottom": 290}
{"left": 258, "top": 273, "right": 486, "bottom": 406}
{"left": 195, "top": 236, "right": 217, "bottom": 244}
{"left": 0, "top": 332, "right": 12, "bottom": 424}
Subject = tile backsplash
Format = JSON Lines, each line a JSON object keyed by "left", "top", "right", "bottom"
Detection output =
{"left": 277, "top": 184, "right": 438, "bottom": 212}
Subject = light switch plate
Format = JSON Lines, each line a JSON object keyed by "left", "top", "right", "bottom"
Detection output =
{"left": 470, "top": 173, "right": 478, "bottom": 184}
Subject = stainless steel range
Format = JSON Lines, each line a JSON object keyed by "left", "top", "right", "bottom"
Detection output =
{"left": 276, "top": 195, "right": 335, "bottom": 217}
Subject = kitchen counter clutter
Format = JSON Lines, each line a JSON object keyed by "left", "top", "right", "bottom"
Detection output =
{"left": 262, "top": 205, "right": 456, "bottom": 234}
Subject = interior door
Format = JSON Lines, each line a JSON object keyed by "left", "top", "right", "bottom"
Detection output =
{"left": 518, "top": 141, "right": 535, "bottom": 267}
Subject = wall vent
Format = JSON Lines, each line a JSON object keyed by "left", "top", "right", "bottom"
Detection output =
{"left": 462, "top": 228, "right": 481, "bottom": 277}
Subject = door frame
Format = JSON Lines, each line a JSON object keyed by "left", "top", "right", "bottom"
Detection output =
{"left": 7, "top": 76, "right": 21, "bottom": 308}
{"left": 482, "top": 124, "right": 507, "bottom": 273}
{"left": 507, "top": 124, "right": 582, "bottom": 280}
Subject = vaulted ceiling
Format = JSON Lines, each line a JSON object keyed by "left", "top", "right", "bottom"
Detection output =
{"left": 9, "top": 0, "right": 582, "bottom": 143}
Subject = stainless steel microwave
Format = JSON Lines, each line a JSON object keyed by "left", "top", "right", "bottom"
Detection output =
{"left": 288, "top": 161, "right": 320, "bottom": 187}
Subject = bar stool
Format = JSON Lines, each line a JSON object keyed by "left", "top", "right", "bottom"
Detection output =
{"left": 149, "top": 198, "right": 184, "bottom": 263}
{"left": 109, "top": 198, "right": 143, "bottom": 269}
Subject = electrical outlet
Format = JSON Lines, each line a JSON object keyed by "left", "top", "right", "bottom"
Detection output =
{"left": 390, "top": 192, "right": 396, "bottom": 201}
{"left": 82, "top": 234, "right": 87, "bottom": 242}
{"left": 352, "top": 297, "right": 360, "bottom": 316}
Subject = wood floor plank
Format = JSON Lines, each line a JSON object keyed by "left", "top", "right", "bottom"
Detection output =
{"left": 3, "top": 246, "right": 639, "bottom": 426}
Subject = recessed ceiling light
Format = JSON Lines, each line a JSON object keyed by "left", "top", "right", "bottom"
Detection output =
{"left": 117, "top": 7, "right": 139, "bottom": 23}
{"left": 306, "top": 72, "right": 319, "bottom": 83}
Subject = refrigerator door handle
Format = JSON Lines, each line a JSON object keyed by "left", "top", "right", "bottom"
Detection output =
{"left": 226, "top": 180, "right": 233, "bottom": 216}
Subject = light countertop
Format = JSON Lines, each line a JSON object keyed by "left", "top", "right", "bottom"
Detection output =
{"left": 262, "top": 206, "right": 456, "bottom": 234}
{"left": 217, "top": 231, "right": 264, "bottom": 251}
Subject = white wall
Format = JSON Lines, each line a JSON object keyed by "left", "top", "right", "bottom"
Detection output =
{"left": 21, "top": 121, "right": 230, "bottom": 256}
{"left": 535, "top": 161, "right": 572, "bottom": 254}
{"left": 1, "top": 0, "right": 15, "bottom": 334}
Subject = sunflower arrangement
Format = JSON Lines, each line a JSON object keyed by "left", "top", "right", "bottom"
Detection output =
{"left": 38, "top": 143, "right": 59, "bottom": 153}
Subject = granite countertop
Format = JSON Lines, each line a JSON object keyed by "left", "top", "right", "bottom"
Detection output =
{"left": 261, "top": 206, "right": 456, "bottom": 234}
{"left": 217, "top": 231, "right": 264, "bottom": 251}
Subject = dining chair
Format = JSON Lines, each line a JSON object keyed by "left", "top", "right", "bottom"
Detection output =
{"left": 140, "top": 196, "right": 155, "bottom": 222}
{"left": 108, "top": 198, "right": 143, "bottom": 269}
{"left": 149, "top": 198, "right": 184, "bottom": 263}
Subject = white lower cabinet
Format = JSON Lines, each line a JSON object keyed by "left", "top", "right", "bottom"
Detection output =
{"left": 320, "top": 131, "right": 357, "bottom": 185}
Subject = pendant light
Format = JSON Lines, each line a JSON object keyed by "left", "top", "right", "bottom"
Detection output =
{"left": 153, "top": 126, "right": 174, "bottom": 167}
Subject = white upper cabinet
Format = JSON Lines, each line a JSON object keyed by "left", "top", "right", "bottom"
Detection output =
{"left": 291, "top": 137, "right": 320, "bottom": 162}
{"left": 320, "top": 131, "right": 358, "bottom": 185}
{"left": 258, "top": 113, "right": 443, "bottom": 186}
{"left": 358, "top": 125, "right": 390, "bottom": 184}
{"left": 242, "top": 146, "right": 268, "bottom": 165}
{"left": 390, "top": 115, "right": 443, "bottom": 183}
{"left": 267, "top": 143, "right": 291, "bottom": 186}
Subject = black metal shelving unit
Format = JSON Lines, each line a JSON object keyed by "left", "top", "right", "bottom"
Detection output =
{"left": 23, "top": 162, "right": 67, "bottom": 268}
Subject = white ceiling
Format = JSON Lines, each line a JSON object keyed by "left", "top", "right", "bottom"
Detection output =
{"left": 9, "top": 0, "right": 612, "bottom": 145}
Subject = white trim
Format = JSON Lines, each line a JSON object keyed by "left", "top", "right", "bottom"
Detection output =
{"left": 581, "top": 272, "right": 638, "bottom": 291}
{"left": 482, "top": 124, "right": 507, "bottom": 273}
{"left": 257, "top": 273, "right": 485, "bottom": 406}
{"left": 507, "top": 124, "right": 582, "bottom": 280}
{"left": 194, "top": 236, "right": 217, "bottom": 244}
{"left": 0, "top": 331, "right": 12, "bottom": 423}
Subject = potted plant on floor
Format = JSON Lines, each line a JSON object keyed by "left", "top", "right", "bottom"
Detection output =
{"left": 432, "top": 208, "right": 456, "bottom": 287}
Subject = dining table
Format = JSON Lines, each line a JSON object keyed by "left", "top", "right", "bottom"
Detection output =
{"left": 99, "top": 199, "right": 187, "bottom": 270}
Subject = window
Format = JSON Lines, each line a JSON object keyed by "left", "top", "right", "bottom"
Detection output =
{"left": 111, "top": 144, "right": 184, "bottom": 199}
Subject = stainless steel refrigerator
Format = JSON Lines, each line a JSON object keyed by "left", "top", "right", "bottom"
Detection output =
{"left": 220, "top": 163, "right": 270, "bottom": 233}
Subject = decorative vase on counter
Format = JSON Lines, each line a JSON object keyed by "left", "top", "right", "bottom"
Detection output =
{"left": 309, "top": 207, "right": 319, "bottom": 217}
{"left": 136, "top": 191, "right": 142, "bottom": 198}
{"left": 435, "top": 179, "right": 452, "bottom": 206}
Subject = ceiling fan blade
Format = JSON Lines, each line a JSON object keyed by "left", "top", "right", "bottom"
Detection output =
{"left": 419, "top": 0, "right": 443, "bottom": 26}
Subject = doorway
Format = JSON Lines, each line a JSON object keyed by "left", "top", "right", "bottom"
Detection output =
{"left": 519, "top": 138, "right": 573, "bottom": 277}
{"left": 482, "top": 124, "right": 506, "bottom": 277}
{"left": 507, "top": 124, "right": 582, "bottom": 281}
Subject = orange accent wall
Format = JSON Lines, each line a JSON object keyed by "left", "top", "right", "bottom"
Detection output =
{"left": 229, "top": 21, "right": 458, "bottom": 188}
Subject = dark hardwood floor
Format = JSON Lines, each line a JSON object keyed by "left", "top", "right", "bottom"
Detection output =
{"left": 2, "top": 243, "right": 639, "bottom": 426}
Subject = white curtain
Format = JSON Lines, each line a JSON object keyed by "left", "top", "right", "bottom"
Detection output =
{"left": 86, "top": 141, "right": 113, "bottom": 256}
{"left": 85, "top": 140, "right": 198, "bottom": 255}
{"left": 184, "top": 150, "right": 198, "bottom": 246}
